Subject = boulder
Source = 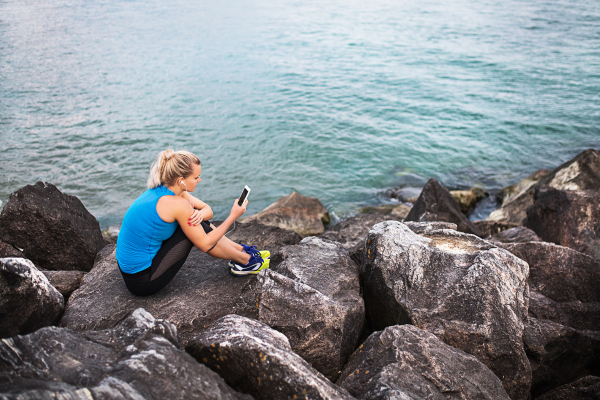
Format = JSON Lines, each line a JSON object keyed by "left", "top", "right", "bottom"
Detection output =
{"left": 362, "top": 221, "right": 530, "bottom": 400}
{"left": 500, "top": 241, "right": 600, "bottom": 331}
{"left": 523, "top": 317, "right": 600, "bottom": 398}
{"left": 536, "top": 376, "right": 600, "bottom": 400}
{"left": 450, "top": 187, "right": 486, "bottom": 214}
{"left": 488, "top": 226, "right": 542, "bottom": 244}
{"left": 260, "top": 237, "right": 364, "bottom": 381}
{"left": 525, "top": 186, "right": 600, "bottom": 261}
{"left": 337, "top": 324, "right": 510, "bottom": 400}
{"left": 0, "top": 240, "right": 24, "bottom": 258}
{"left": 0, "top": 257, "right": 64, "bottom": 338}
{"left": 215, "top": 219, "right": 302, "bottom": 255}
{"left": 186, "top": 314, "right": 354, "bottom": 400}
{"left": 358, "top": 204, "right": 411, "bottom": 219}
{"left": 487, "top": 149, "right": 600, "bottom": 225}
{"left": 41, "top": 270, "right": 85, "bottom": 301}
{"left": 0, "top": 308, "right": 251, "bottom": 400}
{"left": 474, "top": 220, "right": 520, "bottom": 238}
{"left": 389, "top": 187, "right": 422, "bottom": 203}
{"left": 0, "top": 182, "right": 106, "bottom": 271}
{"left": 60, "top": 245, "right": 261, "bottom": 347}
{"left": 102, "top": 225, "right": 121, "bottom": 245}
{"left": 404, "top": 178, "right": 483, "bottom": 236}
{"left": 403, "top": 221, "right": 457, "bottom": 235}
{"left": 241, "top": 191, "right": 330, "bottom": 236}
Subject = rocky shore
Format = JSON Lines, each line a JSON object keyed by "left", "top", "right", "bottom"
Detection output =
{"left": 1, "top": 149, "right": 599, "bottom": 400}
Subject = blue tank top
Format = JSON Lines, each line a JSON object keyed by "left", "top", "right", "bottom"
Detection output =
{"left": 116, "top": 185, "right": 178, "bottom": 274}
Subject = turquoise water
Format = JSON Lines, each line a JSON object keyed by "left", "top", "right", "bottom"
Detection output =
{"left": 1, "top": 0, "right": 599, "bottom": 228}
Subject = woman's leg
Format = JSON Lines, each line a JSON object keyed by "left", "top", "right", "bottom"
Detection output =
{"left": 206, "top": 237, "right": 250, "bottom": 264}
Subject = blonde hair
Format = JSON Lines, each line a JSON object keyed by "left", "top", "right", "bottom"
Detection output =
{"left": 147, "top": 149, "right": 201, "bottom": 189}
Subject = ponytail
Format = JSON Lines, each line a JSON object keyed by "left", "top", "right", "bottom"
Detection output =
{"left": 147, "top": 149, "right": 201, "bottom": 189}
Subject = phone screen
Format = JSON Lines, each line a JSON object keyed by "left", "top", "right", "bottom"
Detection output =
{"left": 238, "top": 188, "right": 249, "bottom": 206}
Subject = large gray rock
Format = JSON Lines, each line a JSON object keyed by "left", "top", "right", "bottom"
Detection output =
{"left": 500, "top": 241, "right": 600, "bottom": 331}
{"left": 404, "top": 178, "right": 483, "bottom": 236}
{"left": 536, "top": 376, "right": 600, "bottom": 400}
{"left": 0, "top": 257, "right": 64, "bottom": 338}
{"left": 337, "top": 324, "right": 510, "bottom": 400}
{"left": 60, "top": 245, "right": 260, "bottom": 347}
{"left": 525, "top": 186, "right": 600, "bottom": 261}
{"left": 215, "top": 219, "right": 302, "bottom": 255}
{"left": 362, "top": 221, "right": 530, "bottom": 400}
{"left": 0, "top": 308, "right": 251, "bottom": 400}
{"left": 259, "top": 237, "right": 364, "bottom": 381}
{"left": 241, "top": 191, "right": 330, "bottom": 236}
{"left": 41, "top": 270, "right": 85, "bottom": 301}
{"left": 186, "top": 314, "right": 354, "bottom": 400}
{"left": 524, "top": 317, "right": 600, "bottom": 398}
{"left": 0, "top": 182, "right": 106, "bottom": 271}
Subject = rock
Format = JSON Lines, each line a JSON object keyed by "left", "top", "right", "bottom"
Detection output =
{"left": 215, "top": 219, "right": 302, "bottom": 255}
{"left": 186, "top": 314, "right": 354, "bottom": 400}
{"left": 358, "top": 204, "right": 412, "bottom": 219}
{"left": 525, "top": 186, "right": 600, "bottom": 261}
{"left": 0, "top": 182, "right": 106, "bottom": 271}
{"left": 0, "top": 257, "right": 64, "bottom": 338}
{"left": 536, "top": 376, "right": 600, "bottom": 400}
{"left": 523, "top": 317, "right": 600, "bottom": 398}
{"left": 337, "top": 324, "right": 510, "bottom": 400}
{"left": 362, "top": 221, "right": 530, "bottom": 400}
{"left": 41, "top": 270, "right": 85, "bottom": 301}
{"left": 489, "top": 226, "right": 542, "bottom": 244}
{"left": 60, "top": 245, "right": 261, "bottom": 347}
{"left": 102, "top": 225, "right": 121, "bottom": 245}
{"left": 0, "top": 240, "right": 24, "bottom": 258}
{"left": 487, "top": 149, "right": 600, "bottom": 225}
{"left": 403, "top": 221, "right": 457, "bottom": 235}
{"left": 390, "top": 187, "right": 422, "bottom": 203}
{"left": 474, "top": 220, "right": 520, "bottom": 238}
{"left": 450, "top": 187, "right": 486, "bottom": 214}
{"left": 500, "top": 242, "right": 600, "bottom": 331}
{"left": 0, "top": 308, "right": 251, "bottom": 400}
{"left": 260, "top": 237, "right": 364, "bottom": 381}
{"left": 241, "top": 191, "right": 330, "bottom": 236}
{"left": 404, "top": 178, "right": 483, "bottom": 236}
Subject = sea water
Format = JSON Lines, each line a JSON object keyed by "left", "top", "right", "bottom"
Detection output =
{"left": 1, "top": 0, "right": 598, "bottom": 228}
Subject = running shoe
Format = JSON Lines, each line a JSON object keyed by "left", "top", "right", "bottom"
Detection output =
{"left": 229, "top": 255, "right": 270, "bottom": 276}
{"left": 241, "top": 244, "right": 270, "bottom": 259}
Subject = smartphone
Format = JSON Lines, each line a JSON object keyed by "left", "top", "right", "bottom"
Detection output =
{"left": 238, "top": 185, "right": 251, "bottom": 206}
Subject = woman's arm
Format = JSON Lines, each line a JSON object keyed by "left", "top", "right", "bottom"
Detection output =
{"left": 182, "top": 192, "right": 214, "bottom": 220}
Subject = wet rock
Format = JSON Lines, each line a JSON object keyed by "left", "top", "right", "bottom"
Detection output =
{"left": 450, "top": 187, "right": 486, "bottom": 214}
{"left": 525, "top": 186, "right": 600, "bottom": 261}
{"left": 500, "top": 242, "right": 600, "bottom": 331}
{"left": 404, "top": 178, "right": 483, "bottom": 236}
{"left": 489, "top": 226, "right": 542, "bottom": 244}
{"left": 215, "top": 219, "right": 302, "bottom": 255}
{"left": 186, "top": 314, "right": 354, "bottom": 400}
{"left": 474, "top": 220, "right": 520, "bottom": 238}
{"left": 0, "top": 182, "right": 105, "bottom": 271}
{"left": 0, "top": 240, "right": 23, "bottom": 258}
{"left": 337, "top": 324, "right": 510, "bottom": 400}
{"left": 41, "top": 270, "right": 85, "bottom": 301}
{"left": 390, "top": 187, "right": 422, "bottom": 203}
{"left": 260, "top": 237, "right": 364, "bottom": 381}
{"left": 536, "top": 376, "right": 600, "bottom": 400}
{"left": 0, "top": 308, "right": 251, "bottom": 400}
{"left": 60, "top": 245, "right": 261, "bottom": 347}
{"left": 523, "top": 317, "right": 600, "bottom": 398}
{"left": 102, "top": 225, "right": 121, "bottom": 245}
{"left": 241, "top": 191, "right": 330, "bottom": 236}
{"left": 0, "top": 257, "right": 64, "bottom": 338}
{"left": 362, "top": 221, "right": 530, "bottom": 400}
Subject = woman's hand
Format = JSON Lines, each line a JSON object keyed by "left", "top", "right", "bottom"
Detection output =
{"left": 188, "top": 209, "right": 203, "bottom": 226}
{"left": 230, "top": 199, "right": 247, "bottom": 220}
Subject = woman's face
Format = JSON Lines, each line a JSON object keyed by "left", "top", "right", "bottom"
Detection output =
{"left": 182, "top": 164, "right": 202, "bottom": 192}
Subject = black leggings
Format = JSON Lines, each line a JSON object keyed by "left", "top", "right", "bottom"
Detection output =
{"left": 119, "top": 221, "right": 213, "bottom": 296}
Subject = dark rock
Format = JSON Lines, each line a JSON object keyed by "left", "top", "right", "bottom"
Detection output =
{"left": 499, "top": 242, "right": 600, "bottom": 330}
{"left": 337, "top": 324, "right": 510, "bottom": 400}
{"left": 362, "top": 221, "right": 530, "bottom": 400}
{"left": 186, "top": 314, "right": 354, "bottom": 400}
{"left": 0, "top": 182, "right": 106, "bottom": 271}
{"left": 390, "top": 187, "right": 422, "bottom": 203}
{"left": 0, "top": 240, "right": 24, "bottom": 258}
{"left": 0, "top": 257, "right": 64, "bottom": 338}
{"left": 260, "top": 237, "right": 364, "bottom": 381}
{"left": 60, "top": 245, "right": 261, "bottom": 347}
{"left": 241, "top": 191, "right": 330, "bottom": 236}
{"left": 41, "top": 270, "right": 85, "bottom": 301}
{"left": 536, "top": 376, "right": 600, "bottom": 400}
{"left": 474, "top": 220, "right": 520, "bottom": 238}
{"left": 0, "top": 308, "right": 251, "bottom": 400}
{"left": 450, "top": 187, "right": 486, "bottom": 214}
{"left": 102, "top": 225, "right": 120, "bottom": 245}
{"left": 489, "top": 226, "right": 542, "bottom": 244}
{"left": 523, "top": 317, "right": 600, "bottom": 398}
{"left": 404, "top": 178, "right": 483, "bottom": 236}
{"left": 525, "top": 186, "right": 600, "bottom": 261}
{"left": 216, "top": 219, "right": 302, "bottom": 255}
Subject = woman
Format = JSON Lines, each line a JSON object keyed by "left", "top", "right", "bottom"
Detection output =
{"left": 116, "top": 149, "right": 269, "bottom": 296}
